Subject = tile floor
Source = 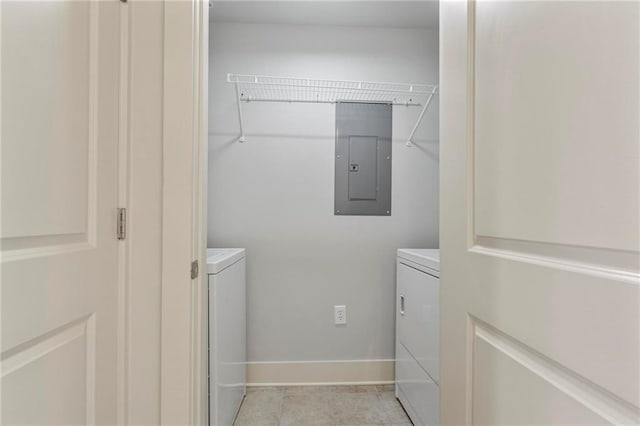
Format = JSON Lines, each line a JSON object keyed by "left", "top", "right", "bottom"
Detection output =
{"left": 234, "top": 385, "right": 412, "bottom": 426}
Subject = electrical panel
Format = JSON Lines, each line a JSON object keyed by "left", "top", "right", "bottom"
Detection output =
{"left": 334, "top": 102, "right": 392, "bottom": 216}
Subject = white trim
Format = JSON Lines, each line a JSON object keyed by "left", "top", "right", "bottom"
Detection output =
{"left": 192, "top": 0, "right": 209, "bottom": 424}
{"left": 161, "top": 2, "right": 195, "bottom": 423}
{"left": 87, "top": 0, "right": 99, "bottom": 249}
{"left": 0, "top": 241, "right": 94, "bottom": 263}
{"left": 161, "top": 1, "right": 208, "bottom": 425}
{"left": 247, "top": 358, "right": 394, "bottom": 365}
{"left": 117, "top": 0, "right": 130, "bottom": 424}
{"left": 85, "top": 314, "right": 97, "bottom": 426}
{"left": 469, "top": 244, "right": 640, "bottom": 285}
{"left": 247, "top": 360, "right": 395, "bottom": 386}
{"left": 473, "top": 319, "right": 639, "bottom": 425}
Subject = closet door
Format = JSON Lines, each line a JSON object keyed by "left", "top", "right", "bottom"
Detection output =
{"left": 1, "top": 1, "right": 123, "bottom": 424}
{"left": 441, "top": 1, "right": 639, "bottom": 424}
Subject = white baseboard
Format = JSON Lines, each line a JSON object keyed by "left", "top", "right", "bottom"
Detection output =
{"left": 247, "top": 359, "right": 395, "bottom": 386}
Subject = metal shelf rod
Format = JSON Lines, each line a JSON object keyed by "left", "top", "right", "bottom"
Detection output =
{"left": 236, "top": 81, "right": 433, "bottom": 96}
{"left": 239, "top": 98, "right": 422, "bottom": 106}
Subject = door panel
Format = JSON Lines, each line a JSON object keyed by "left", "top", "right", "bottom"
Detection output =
{"left": 474, "top": 1, "right": 639, "bottom": 253}
{"left": 472, "top": 334, "right": 610, "bottom": 425}
{"left": 1, "top": 1, "right": 91, "bottom": 241}
{"left": 2, "top": 320, "right": 92, "bottom": 425}
{"left": 441, "top": 1, "right": 639, "bottom": 425}
{"left": 1, "top": 1, "right": 121, "bottom": 424}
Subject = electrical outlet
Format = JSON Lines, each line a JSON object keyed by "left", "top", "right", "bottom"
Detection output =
{"left": 334, "top": 305, "right": 347, "bottom": 325}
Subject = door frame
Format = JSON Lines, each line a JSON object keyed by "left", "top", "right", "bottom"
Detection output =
{"left": 160, "top": 0, "right": 209, "bottom": 424}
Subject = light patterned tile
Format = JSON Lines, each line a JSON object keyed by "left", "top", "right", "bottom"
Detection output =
{"left": 331, "top": 385, "right": 379, "bottom": 393}
{"left": 376, "top": 391, "right": 411, "bottom": 425}
{"left": 335, "top": 424, "right": 384, "bottom": 426}
{"left": 234, "top": 411, "right": 280, "bottom": 426}
{"left": 279, "top": 394, "right": 333, "bottom": 426}
{"left": 234, "top": 384, "right": 410, "bottom": 426}
{"left": 283, "top": 385, "right": 334, "bottom": 396}
{"left": 234, "top": 387, "right": 283, "bottom": 425}
{"left": 330, "top": 392, "right": 387, "bottom": 425}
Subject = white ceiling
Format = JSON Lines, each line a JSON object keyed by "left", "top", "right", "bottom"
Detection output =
{"left": 210, "top": 1, "right": 439, "bottom": 29}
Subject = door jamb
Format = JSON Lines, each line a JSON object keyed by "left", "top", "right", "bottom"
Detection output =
{"left": 117, "top": 1, "right": 130, "bottom": 424}
{"left": 160, "top": 0, "right": 209, "bottom": 424}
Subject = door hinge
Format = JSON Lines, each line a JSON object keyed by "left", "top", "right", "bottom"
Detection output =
{"left": 117, "top": 208, "right": 127, "bottom": 240}
{"left": 191, "top": 260, "right": 199, "bottom": 279}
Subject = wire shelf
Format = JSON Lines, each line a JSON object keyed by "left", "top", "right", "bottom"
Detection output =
{"left": 226, "top": 73, "right": 438, "bottom": 144}
{"left": 227, "top": 74, "right": 437, "bottom": 106}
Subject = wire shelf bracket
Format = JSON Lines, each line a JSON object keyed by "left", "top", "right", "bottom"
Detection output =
{"left": 227, "top": 73, "right": 438, "bottom": 145}
{"left": 405, "top": 85, "right": 437, "bottom": 147}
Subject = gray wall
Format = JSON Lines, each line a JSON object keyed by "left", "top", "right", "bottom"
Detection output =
{"left": 208, "top": 22, "right": 439, "bottom": 362}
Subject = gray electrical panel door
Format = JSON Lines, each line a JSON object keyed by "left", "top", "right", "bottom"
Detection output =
{"left": 335, "top": 102, "right": 392, "bottom": 215}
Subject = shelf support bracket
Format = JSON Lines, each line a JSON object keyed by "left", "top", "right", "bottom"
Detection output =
{"left": 406, "top": 86, "right": 437, "bottom": 147}
{"left": 234, "top": 80, "right": 246, "bottom": 143}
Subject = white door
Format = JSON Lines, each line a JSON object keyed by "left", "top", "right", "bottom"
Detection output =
{"left": 441, "top": 1, "right": 639, "bottom": 425}
{"left": 1, "top": 1, "right": 122, "bottom": 424}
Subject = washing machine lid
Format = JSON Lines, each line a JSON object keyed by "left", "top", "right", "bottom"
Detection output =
{"left": 397, "top": 248, "right": 440, "bottom": 273}
{"left": 207, "top": 248, "right": 246, "bottom": 274}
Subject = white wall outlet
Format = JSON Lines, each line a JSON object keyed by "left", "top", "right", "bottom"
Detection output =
{"left": 334, "top": 305, "right": 347, "bottom": 325}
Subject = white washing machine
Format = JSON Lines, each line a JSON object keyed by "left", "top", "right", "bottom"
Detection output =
{"left": 395, "top": 249, "right": 440, "bottom": 426}
{"left": 207, "top": 248, "right": 246, "bottom": 426}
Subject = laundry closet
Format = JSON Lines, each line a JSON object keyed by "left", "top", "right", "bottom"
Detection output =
{"left": 207, "top": 2, "right": 440, "bottom": 425}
